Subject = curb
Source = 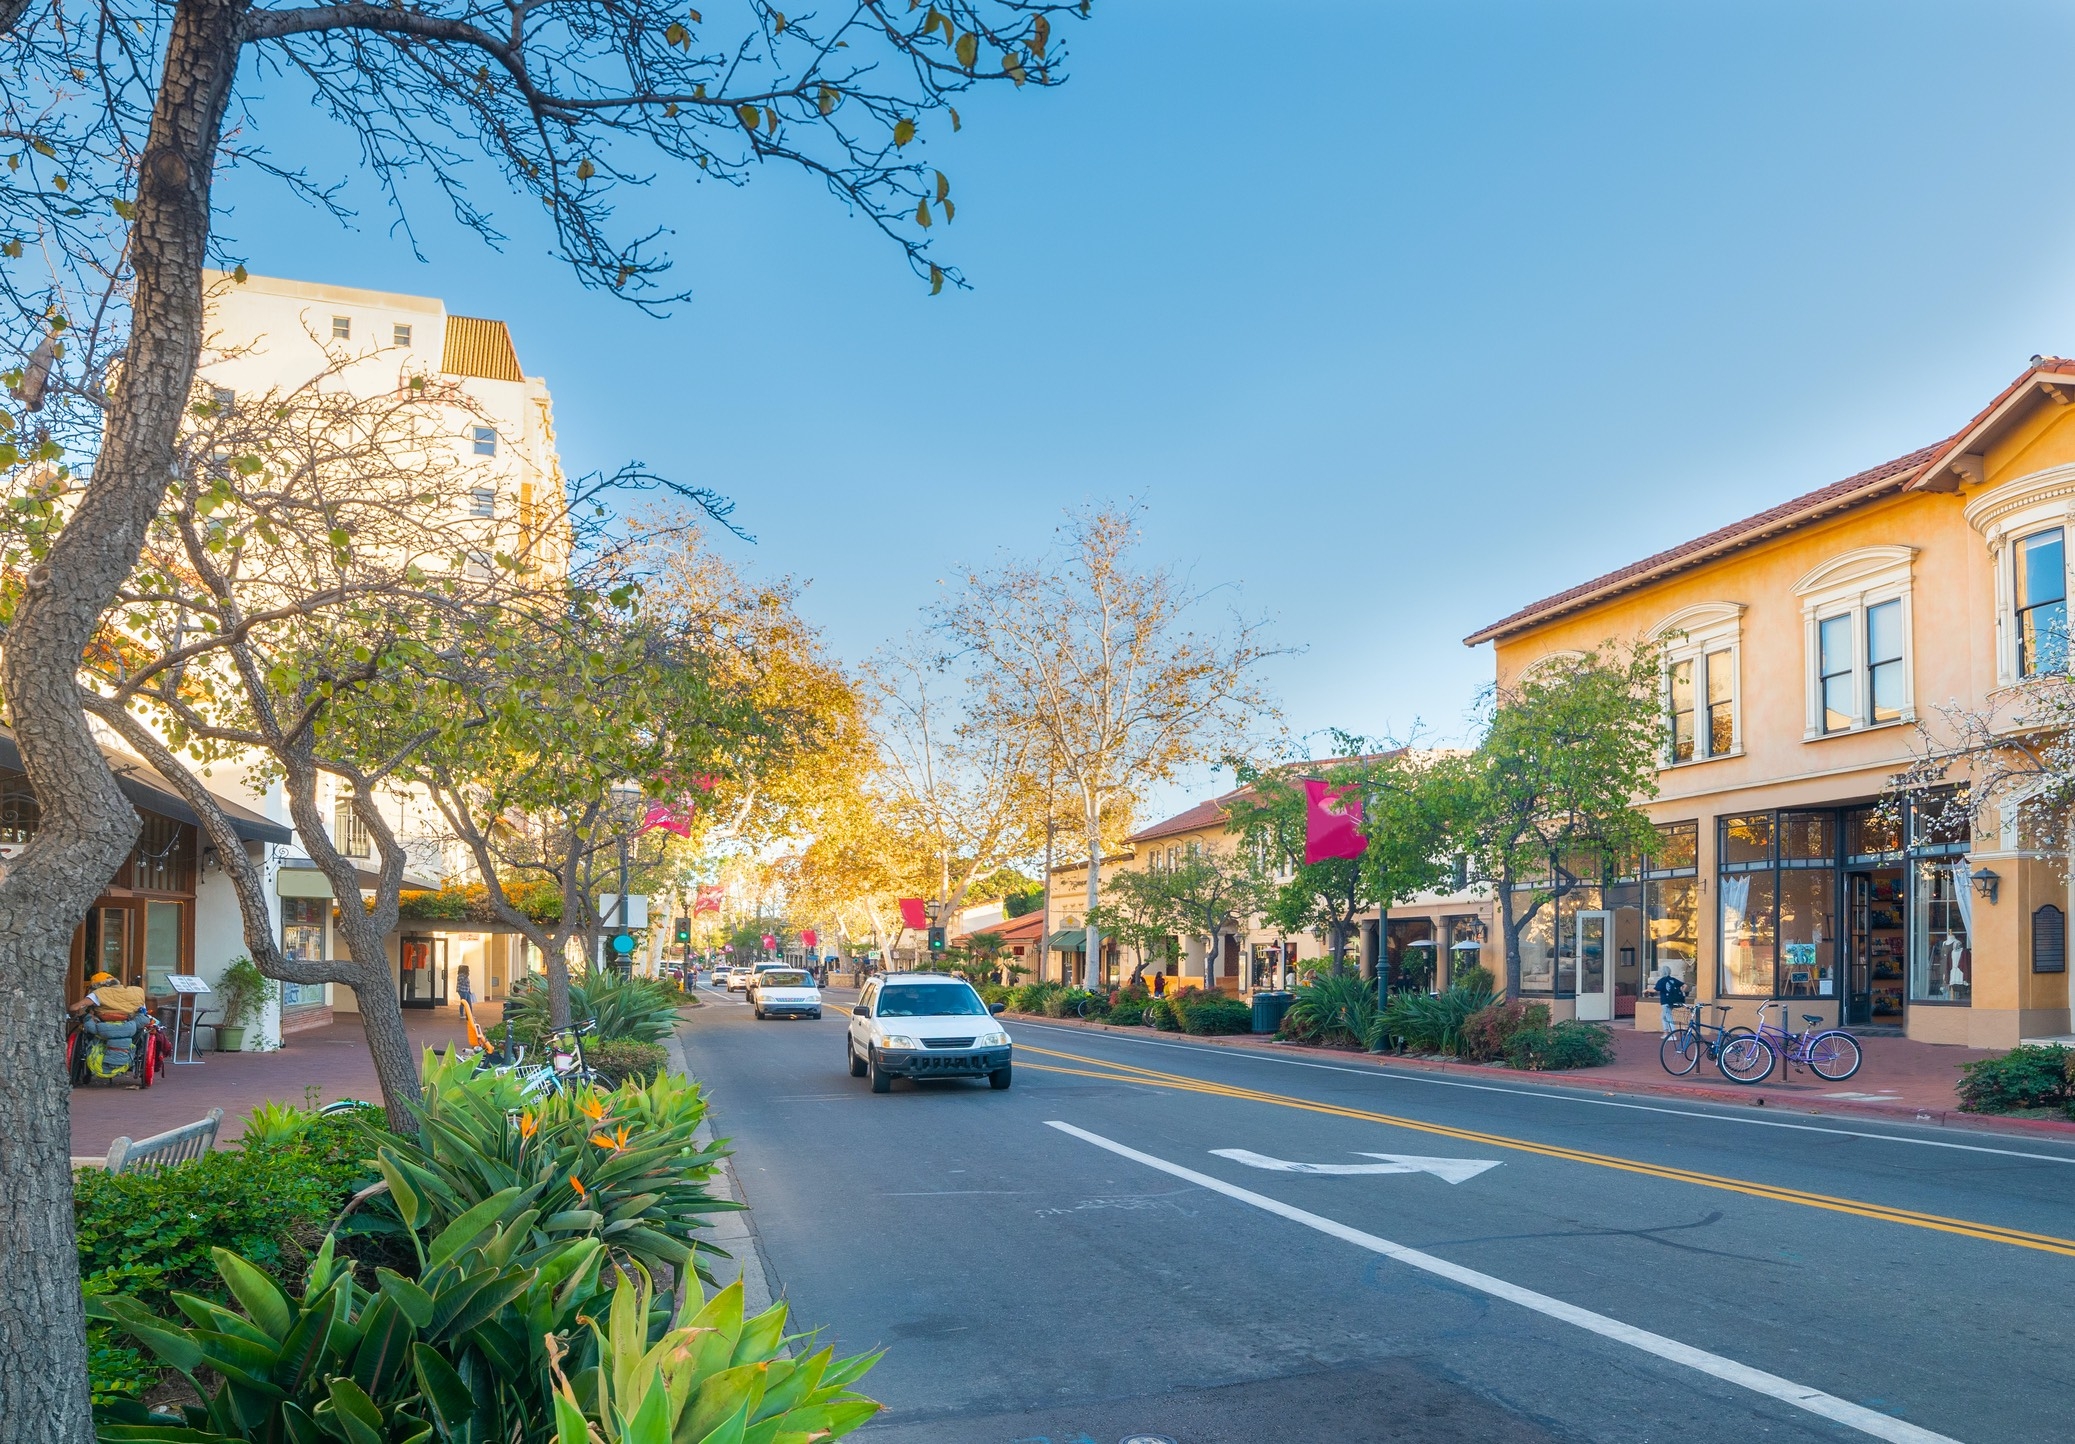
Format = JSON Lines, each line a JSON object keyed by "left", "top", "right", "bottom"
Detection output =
{"left": 1002, "top": 1011, "right": 2075, "bottom": 1142}
{"left": 666, "top": 1021, "right": 787, "bottom": 1327}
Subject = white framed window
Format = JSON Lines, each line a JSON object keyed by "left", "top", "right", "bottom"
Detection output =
{"left": 210, "top": 386, "right": 235, "bottom": 412}
{"left": 1793, "top": 546, "right": 1916, "bottom": 739}
{"left": 1654, "top": 604, "right": 1744, "bottom": 765}
{"left": 331, "top": 315, "right": 351, "bottom": 340}
{"left": 1963, "top": 463, "right": 2075, "bottom": 686}
{"left": 468, "top": 487, "right": 497, "bottom": 518}
{"left": 392, "top": 322, "right": 413, "bottom": 347}
{"left": 463, "top": 549, "right": 495, "bottom": 581}
{"left": 471, "top": 425, "right": 498, "bottom": 457}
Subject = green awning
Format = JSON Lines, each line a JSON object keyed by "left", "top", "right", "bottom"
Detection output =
{"left": 1045, "top": 929, "right": 1086, "bottom": 952}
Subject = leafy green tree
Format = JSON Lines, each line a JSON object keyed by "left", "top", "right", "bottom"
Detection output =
{"left": 1087, "top": 867, "right": 1180, "bottom": 986}
{"left": 1451, "top": 643, "right": 1667, "bottom": 998}
{"left": 1228, "top": 740, "right": 1456, "bottom": 980}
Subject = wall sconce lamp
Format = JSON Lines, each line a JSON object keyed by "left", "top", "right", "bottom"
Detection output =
{"left": 1970, "top": 867, "right": 2000, "bottom": 904}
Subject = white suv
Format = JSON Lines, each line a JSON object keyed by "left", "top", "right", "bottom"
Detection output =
{"left": 846, "top": 974, "right": 1012, "bottom": 1093}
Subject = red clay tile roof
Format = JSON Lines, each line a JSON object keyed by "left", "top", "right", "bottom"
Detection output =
{"left": 1127, "top": 791, "right": 1244, "bottom": 844}
{"left": 1463, "top": 441, "right": 1947, "bottom": 647}
{"left": 1909, "top": 356, "right": 2075, "bottom": 492}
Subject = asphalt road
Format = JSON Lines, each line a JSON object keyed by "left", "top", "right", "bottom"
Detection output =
{"left": 679, "top": 984, "right": 2075, "bottom": 1444}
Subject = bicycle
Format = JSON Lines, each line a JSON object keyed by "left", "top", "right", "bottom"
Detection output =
{"left": 1718, "top": 1000, "right": 1863, "bottom": 1085}
{"left": 509, "top": 1019, "right": 601, "bottom": 1097}
{"left": 1658, "top": 1002, "right": 1757, "bottom": 1079}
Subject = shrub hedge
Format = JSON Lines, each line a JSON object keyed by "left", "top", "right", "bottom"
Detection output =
{"left": 588, "top": 1036, "right": 670, "bottom": 1086}
{"left": 1459, "top": 1000, "right": 1551, "bottom": 1063}
{"left": 1504, "top": 1019, "right": 1615, "bottom": 1071}
{"left": 1956, "top": 1044, "right": 2075, "bottom": 1113}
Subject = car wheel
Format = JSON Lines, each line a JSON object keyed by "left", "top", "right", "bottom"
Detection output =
{"left": 811, "top": 1011, "right": 823, "bottom": 1020}
{"left": 848, "top": 1042, "right": 867, "bottom": 1078}
{"left": 989, "top": 1063, "right": 1013, "bottom": 1090}
{"left": 868, "top": 1053, "right": 893, "bottom": 1093}
{"left": 754, "top": 1008, "right": 764, "bottom": 1019}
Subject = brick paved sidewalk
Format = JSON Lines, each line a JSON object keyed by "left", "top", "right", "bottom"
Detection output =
{"left": 69, "top": 1005, "right": 488, "bottom": 1158}
{"left": 1007, "top": 1011, "right": 2075, "bottom": 1138}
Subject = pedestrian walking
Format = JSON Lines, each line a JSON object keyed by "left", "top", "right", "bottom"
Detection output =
{"left": 456, "top": 964, "right": 475, "bottom": 1006}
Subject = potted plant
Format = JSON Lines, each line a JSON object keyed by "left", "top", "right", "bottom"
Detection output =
{"left": 214, "top": 956, "right": 276, "bottom": 1051}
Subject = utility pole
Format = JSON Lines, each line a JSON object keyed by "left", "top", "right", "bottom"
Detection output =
{"left": 1039, "top": 761, "right": 1055, "bottom": 984}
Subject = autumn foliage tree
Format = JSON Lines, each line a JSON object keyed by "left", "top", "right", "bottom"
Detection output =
{"left": 2, "top": 1, "right": 1091, "bottom": 1432}
{"left": 940, "top": 506, "right": 1278, "bottom": 987}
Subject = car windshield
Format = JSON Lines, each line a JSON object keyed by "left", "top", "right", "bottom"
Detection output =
{"left": 874, "top": 983, "right": 989, "bottom": 1018}
{"left": 760, "top": 971, "right": 808, "bottom": 987}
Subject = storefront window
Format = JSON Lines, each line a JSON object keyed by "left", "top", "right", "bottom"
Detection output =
{"left": 1778, "top": 869, "right": 1836, "bottom": 998}
{"left": 1721, "top": 813, "right": 1774, "bottom": 867}
{"left": 1911, "top": 860, "right": 1973, "bottom": 1003}
{"left": 1720, "top": 871, "right": 1777, "bottom": 995}
{"left": 1518, "top": 898, "right": 1554, "bottom": 992}
{"left": 282, "top": 896, "right": 326, "bottom": 963}
{"left": 1646, "top": 877, "right": 1699, "bottom": 989}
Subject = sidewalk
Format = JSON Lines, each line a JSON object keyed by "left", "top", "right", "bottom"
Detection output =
{"left": 69, "top": 1005, "right": 485, "bottom": 1158}
{"left": 1007, "top": 1011, "right": 2075, "bottom": 1139}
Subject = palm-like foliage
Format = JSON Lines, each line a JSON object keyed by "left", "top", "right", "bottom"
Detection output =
{"left": 1378, "top": 979, "right": 1497, "bottom": 1055}
{"left": 1278, "top": 974, "right": 1381, "bottom": 1049}
{"left": 360, "top": 1049, "right": 734, "bottom": 1282}
{"left": 506, "top": 970, "right": 684, "bottom": 1045}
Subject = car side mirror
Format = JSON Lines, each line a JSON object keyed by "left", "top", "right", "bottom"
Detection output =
{"left": 990, "top": 1002, "right": 1006, "bottom": 1015}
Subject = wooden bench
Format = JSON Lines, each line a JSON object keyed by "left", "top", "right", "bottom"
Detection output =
{"left": 101, "top": 1108, "right": 224, "bottom": 1175}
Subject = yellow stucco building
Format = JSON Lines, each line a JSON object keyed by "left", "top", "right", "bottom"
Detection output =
{"left": 1468, "top": 358, "right": 2075, "bottom": 1048}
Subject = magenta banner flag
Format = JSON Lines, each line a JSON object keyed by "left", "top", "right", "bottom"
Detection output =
{"left": 1301, "top": 778, "right": 1366, "bottom": 864}
{"left": 898, "top": 897, "right": 929, "bottom": 930}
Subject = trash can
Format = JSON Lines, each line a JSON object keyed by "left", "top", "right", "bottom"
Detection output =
{"left": 1251, "top": 990, "right": 1294, "bottom": 1035}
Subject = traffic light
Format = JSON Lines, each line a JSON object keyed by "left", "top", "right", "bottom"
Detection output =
{"left": 674, "top": 916, "right": 691, "bottom": 944}
{"left": 928, "top": 925, "right": 946, "bottom": 953}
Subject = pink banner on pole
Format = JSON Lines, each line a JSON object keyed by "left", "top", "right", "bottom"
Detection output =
{"left": 801, "top": 929, "right": 818, "bottom": 949}
{"left": 898, "top": 897, "right": 929, "bottom": 930}
{"left": 638, "top": 801, "right": 694, "bottom": 837}
{"left": 1301, "top": 778, "right": 1366, "bottom": 864}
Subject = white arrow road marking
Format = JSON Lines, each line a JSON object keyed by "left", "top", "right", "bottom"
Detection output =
{"left": 1048, "top": 1121, "right": 1963, "bottom": 1444}
{"left": 1211, "top": 1148, "right": 1500, "bottom": 1184}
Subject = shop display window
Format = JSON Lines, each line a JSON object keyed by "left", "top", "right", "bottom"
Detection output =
{"left": 1911, "top": 860, "right": 1973, "bottom": 1003}
{"left": 1719, "top": 870, "right": 1777, "bottom": 995}
{"left": 1517, "top": 900, "right": 1554, "bottom": 992}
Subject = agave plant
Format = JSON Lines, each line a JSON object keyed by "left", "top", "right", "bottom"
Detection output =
{"left": 90, "top": 1221, "right": 612, "bottom": 1444}
{"left": 506, "top": 970, "right": 684, "bottom": 1045}
{"left": 1278, "top": 974, "right": 1380, "bottom": 1048}
{"left": 549, "top": 1270, "right": 882, "bottom": 1444}
{"left": 353, "top": 1048, "right": 737, "bottom": 1284}
{"left": 1376, "top": 979, "right": 1497, "bottom": 1055}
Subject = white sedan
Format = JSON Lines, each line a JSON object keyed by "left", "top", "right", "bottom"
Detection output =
{"left": 750, "top": 968, "right": 823, "bottom": 1020}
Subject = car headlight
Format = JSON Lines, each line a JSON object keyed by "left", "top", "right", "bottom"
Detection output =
{"left": 974, "top": 1030, "right": 1009, "bottom": 1048}
{"left": 877, "top": 1033, "right": 920, "bottom": 1051}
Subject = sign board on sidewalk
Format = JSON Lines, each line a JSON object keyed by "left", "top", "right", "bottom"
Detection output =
{"left": 165, "top": 975, "right": 211, "bottom": 994}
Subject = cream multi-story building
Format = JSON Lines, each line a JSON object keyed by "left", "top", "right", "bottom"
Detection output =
{"left": 173, "top": 272, "right": 577, "bottom": 1035}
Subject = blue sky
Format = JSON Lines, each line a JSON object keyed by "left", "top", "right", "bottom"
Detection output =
{"left": 217, "top": 0, "right": 2075, "bottom": 808}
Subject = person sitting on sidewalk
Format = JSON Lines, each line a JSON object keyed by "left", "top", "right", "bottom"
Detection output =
{"left": 69, "top": 970, "right": 146, "bottom": 1023}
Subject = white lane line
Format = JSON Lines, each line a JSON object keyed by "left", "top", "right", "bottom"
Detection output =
{"left": 1016, "top": 1020, "right": 2075, "bottom": 1166}
{"left": 1047, "top": 1120, "right": 1964, "bottom": 1444}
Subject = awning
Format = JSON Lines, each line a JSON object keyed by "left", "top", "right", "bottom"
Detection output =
{"left": 1045, "top": 928, "right": 1086, "bottom": 952}
{"left": 0, "top": 725, "right": 293, "bottom": 845}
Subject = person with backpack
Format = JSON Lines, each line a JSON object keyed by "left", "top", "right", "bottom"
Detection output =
{"left": 1651, "top": 969, "right": 1688, "bottom": 1034}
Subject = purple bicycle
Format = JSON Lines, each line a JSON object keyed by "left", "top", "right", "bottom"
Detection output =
{"left": 1719, "top": 1000, "right": 1863, "bottom": 1085}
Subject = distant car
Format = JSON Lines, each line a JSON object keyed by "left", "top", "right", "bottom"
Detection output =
{"left": 750, "top": 968, "right": 823, "bottom": 1021}
{"left": 846, "top": 973, "right": 1011, "bottom": 1094}
{"left": 724, "top": 966, "right": 754, "bottom": 992}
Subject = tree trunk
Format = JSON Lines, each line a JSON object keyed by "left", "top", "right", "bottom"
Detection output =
{"left": 1498, "top": 873, "right": 1522, "bottom": 998}
{"left": 0, "top": 6, "right": 247, "bottom": 1440}
{"left": 1329, "top": 918, "right": 1347, "bottom": 976}
{"left": 1081, "top": 808, "right": 1102, "bottom": 990}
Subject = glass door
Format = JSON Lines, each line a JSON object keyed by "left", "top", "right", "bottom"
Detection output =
{"left": 1846, "top": 873, "right": 1872, "bottom": 1026}
{"left": 400, "top": 935, "right": 449, "bottom": 1007}
{"left": 1574, "top": 911, "right": 1614, "bottom": 1021}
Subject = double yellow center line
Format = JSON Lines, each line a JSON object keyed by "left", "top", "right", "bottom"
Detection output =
{"left": 1019, "top": 1041, "right": 2075, "bottom": 1259}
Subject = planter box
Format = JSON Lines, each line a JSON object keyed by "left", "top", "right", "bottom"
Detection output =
{"left": 216, "top": 1025, "right": 248, "bottom": 1052}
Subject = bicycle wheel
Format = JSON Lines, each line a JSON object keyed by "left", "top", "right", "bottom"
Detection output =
{"left": 1718, "top": 1034, "right": 1776, "bottom": 1085}
{"left": 1804, "top": 1030, "right": 1863, "bottom": 1082}
{"left": 1659, "top": 1030, "right": 1701, "bottom": 1077}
